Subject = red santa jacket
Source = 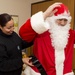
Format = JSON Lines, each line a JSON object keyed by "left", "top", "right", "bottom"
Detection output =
{"left": 19, "top": 12, "right": 75, "bottom": 75}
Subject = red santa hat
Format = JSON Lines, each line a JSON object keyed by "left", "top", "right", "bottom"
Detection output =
{"left": 53, "top": 3, "right": 71, "bottom": 20}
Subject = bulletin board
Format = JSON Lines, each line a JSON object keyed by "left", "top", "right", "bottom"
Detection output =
{"left": 11, "top": 15, "right": 19, "bottom": 33}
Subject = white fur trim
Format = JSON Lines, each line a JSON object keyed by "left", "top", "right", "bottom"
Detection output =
{"left": 53, "top": 11, "right": 72, "bottom": 23}
{"left": 31, "top": 11, "right": 50, "bottom": 34}
{"left": 55, "top": 49, "right": 65, "bottom": 75}
{"left": 48, "top": 16, "right": 70, "bottom": 75}
{"left": 64, "top": 72, "right": 74, "bottom": 75}
{"left": 24, "top": 66, "right": 41, "bottom": 75}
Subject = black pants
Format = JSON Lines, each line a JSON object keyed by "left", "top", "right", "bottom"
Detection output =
{"left": 0, "top": 67, "right": 22, "bottom": 75}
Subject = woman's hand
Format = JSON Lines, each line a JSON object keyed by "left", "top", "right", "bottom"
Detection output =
{"left": 22, "top": 57, "right": 34, "bottom": 66}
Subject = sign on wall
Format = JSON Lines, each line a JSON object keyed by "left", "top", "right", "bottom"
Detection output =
{"left": 11, "top": 15, "right": 19, "bottom": 33}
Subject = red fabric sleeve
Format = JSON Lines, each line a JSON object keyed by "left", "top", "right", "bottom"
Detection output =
{"left": 74, "top": 30, "right": 75, "bottom": 43}
{"left": 19, "top": 19, "right": 37, "bottom": 42}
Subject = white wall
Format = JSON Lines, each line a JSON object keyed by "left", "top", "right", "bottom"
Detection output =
{"left": 0, "top": 0, "right": 43, "bottom": 29}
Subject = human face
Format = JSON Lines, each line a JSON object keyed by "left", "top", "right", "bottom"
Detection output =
{"left": 0, "top": 19, "right": 14, "bottom": 35}
{"left": 55, "top": 19, "right": 68, "bottom": 26}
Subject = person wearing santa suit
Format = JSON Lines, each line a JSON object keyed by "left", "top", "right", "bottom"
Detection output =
{"left": 19, "top": 2, "right": 75, "bottom": 75}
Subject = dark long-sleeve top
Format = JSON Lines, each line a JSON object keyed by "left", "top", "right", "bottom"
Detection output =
{"left": 0, "top": 30, "right": 32, "bottom": 72}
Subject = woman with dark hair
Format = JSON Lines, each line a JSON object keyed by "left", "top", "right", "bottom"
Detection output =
{"left": 0, "top": 13, "right": 33, "bottom": 75}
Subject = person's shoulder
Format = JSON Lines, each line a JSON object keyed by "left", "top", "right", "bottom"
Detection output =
{"left": 12, "top": 31, "right": 21, "bottom": 39}
{"left": 13, "top": 31, "right": 19, "bottom": 36}
{"left": 69, "top": 29, "right": 75, "bottom": 34}
{"left": 69, "top": 28, "right": 74, "bottom": 31}
{"left": 0, "top": 34, "right": 3, "bottom": 40}
{"left": 0, "top": 35, "right": 4, "bottom": 45}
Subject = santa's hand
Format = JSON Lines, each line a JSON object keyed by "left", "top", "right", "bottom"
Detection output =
{"left": 43, "top": 2, "right": 62, "bottom": 19}
{"left": 22, "top": 57, "right": 34, "bottom": 66}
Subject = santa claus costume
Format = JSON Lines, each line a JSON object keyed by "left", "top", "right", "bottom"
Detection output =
{"left": 19, "top": 3, "right": 75, "bottom": 75}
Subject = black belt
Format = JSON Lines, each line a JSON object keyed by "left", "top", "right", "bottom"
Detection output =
{"left": 29, "top": 55, "right": 47, "bottom": 75}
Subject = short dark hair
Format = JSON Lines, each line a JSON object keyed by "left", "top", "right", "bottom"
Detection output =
{"left": 0, "top": 13, "right": 12, "bottom": 27}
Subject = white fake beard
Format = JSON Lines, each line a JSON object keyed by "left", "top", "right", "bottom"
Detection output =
{"left": 46, "top": 17, "right": 70, "bottom": 50}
